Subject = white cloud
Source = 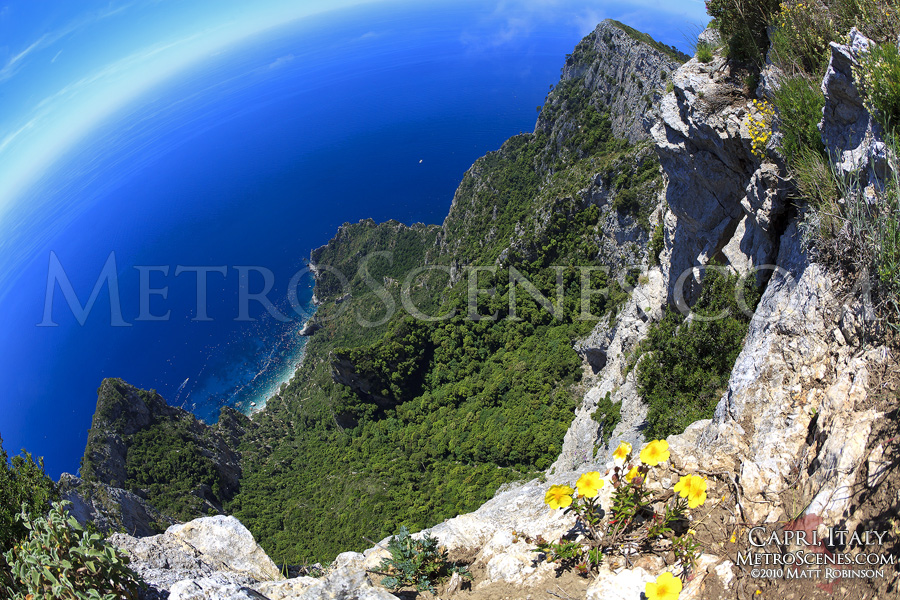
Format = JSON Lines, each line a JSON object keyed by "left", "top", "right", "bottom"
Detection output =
{"left": 267, "top": 53, "right": 295, "bottom": 69}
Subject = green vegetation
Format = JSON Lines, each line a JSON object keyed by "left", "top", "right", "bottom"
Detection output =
{"left": 855, "top": 40, "right": 900, "bottom": 135}
{"left": 649, "top": 220, "right": 665, "bottom": 266}
{"left": 1, "top": 439, "right": 140, "bottom": 599}
{"left": 124, "top": 420, "right": 223, "bottom": 521}
{"left": 636, "top": 268, "right": 759, "bottom": 438}
{"left": 80, "top": 379, "right": 240, "bottom": 525}
{"left": 607, "top": 20, "right": 690, "bottom": 64}
{"left": 1, "top": 435, "right": 58, "bottom": 584}
{"left": 609, "top": 148, "right": 663, "bottom": 229}
{"left": 590, "top": 392, "right": 622, "bottom": 447}
{"left": 695, "top": 41, "right": 715, "bottom": 63}
{"left": 3, "top": 501, "right": 141, "bottom": 600}
{"left": 772, "top": 76, "right": 825, "bottom": 164}
{"left": 705, "top": 0, "right": 780, "bottom": 64}
{"left": 376, "top": 526, "right": 471, "bottom": 593}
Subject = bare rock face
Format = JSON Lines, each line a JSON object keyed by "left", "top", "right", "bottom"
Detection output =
{"left": 112, "top": 515, "right": 400, "bottom": 600}
{"left": 651, "top": 35, "right": 788, "bottom": 305}
{"left": 111, "top": 515, "right": 283, "bottom": 596}
{"left": 820, "top": 28, "right": 891, "bottom": 186}
{"left": 547, "top": 20, "right": 688, "bottom": 143}
{"left": 59, "top": 473, "right": 175, "bottom": 537}
{"left": 554, "top": 265, "right": 668, "bottom": 473}
{"left": 667, "top": 222, "right": 883, "bottom": 525}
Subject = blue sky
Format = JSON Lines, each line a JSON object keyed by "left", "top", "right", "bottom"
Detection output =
{"left": 0, "top": 0, "right": 707, "bottom": 219}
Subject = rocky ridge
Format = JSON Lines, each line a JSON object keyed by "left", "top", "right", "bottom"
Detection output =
{"left": 86, "top": 21, "right": 898, "bottom": 600}
{"left": 74, "top": 378, "right": 245, "bottom": 527}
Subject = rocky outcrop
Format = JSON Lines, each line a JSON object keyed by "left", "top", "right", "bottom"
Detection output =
{"left": 652, "top": 43, "right": 789, "bottom": 304}
{"left": 113, "top": 515, "right": 397, "bottom": 600}
{"left": 820, "top": 28, "right": 890, "bottom": 186}
{"left": 59, "top": 473, "right": 175, "bottom": 537}
{"left": 80, "top": 378, "right": 243, "bottom": 518}
{"left": 544, "top": 20, "right": 688, "bottom": 143}
{"left": 112, "top": 515, "right": 282, "bottom": 597}
{"left": 555, "top": 264, "right": 668, "bottom": 472}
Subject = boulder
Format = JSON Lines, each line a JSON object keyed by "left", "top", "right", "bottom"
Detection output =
{"left": 111, "top": 515, "right": 283, "bottom": 596}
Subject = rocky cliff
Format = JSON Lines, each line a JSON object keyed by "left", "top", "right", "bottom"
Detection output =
{"left": 80, "top": 16, "right": 900, "bottom": 600}
{"left": 77, "top": 378, "right": 245, "bottom": 526}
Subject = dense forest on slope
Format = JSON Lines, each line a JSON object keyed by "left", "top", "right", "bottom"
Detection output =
{"left": 80, "top": 378, "right": 243, "bottom": 523}
{"left": 221, "top": 21, "right": 684, "bottom": 564}
{"left": 74, "top": 20, "right": 686, "bottom": 564}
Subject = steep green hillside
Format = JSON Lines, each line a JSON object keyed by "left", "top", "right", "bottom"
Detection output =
{"left": 80, "top": 20, "right": 686, "bottom": 565}
{"left": 80, "top": 378, "right": 246, "bottom": 523}
{"left": 223, "top": 20, "right": 683, "bottom": 564}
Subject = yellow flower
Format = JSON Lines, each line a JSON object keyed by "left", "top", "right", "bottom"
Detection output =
{"left": 625, "top": 465, "right": 640, "bottom": 483}
{"left": 645, "top": 571, "right": 682, "bottom": 600}
{"left": 639, "top": 439, "right": 670, "bottom": 466}
{"left": 544, "top": 484, "right": 574, "bottom": 510}
{"left": 674, "top": 474, "right": 708, "bottom": 508}
{"left": 576, "top": 471, "right": 604, "bottom": 498}
{"left": 612, "top": 441, "right": 632, "bottom": 466}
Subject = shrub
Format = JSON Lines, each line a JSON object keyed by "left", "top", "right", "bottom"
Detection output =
{"left": 650, "top": 220, "right": 665, "bottom": 266}
{"left": 591, "top": 392, "right": 622, "bottom": 447}
{"left": 705, "top": 0, "right": 780, "bottom": 65}
{"left": 773, "top": 75, "right": 826, "bottom": 163}
{"left": 696, "top": 41, "right": 715, "bottom": 63}
{"left": 376, "top": 526, "right": 470, "bottom": 593}
{"left": 829, "top": 0, "right": 900, "bottom": 45}
{"left": 771, "top": 0, "right": 835, "bottom": 75}
{"left": 3, "top": 501, "right": 142, "bottom": 600}
{"left": 636, "top": 268, "right": 759, "bottom": 439}
{"left": 854, "top": 41, "right": 900, "bottom": 135}
{"left": 791, "top": 147, "right": 841, "bottom": 212}
{"left": 0, "top": 435, "right": 57, "bottom": 557}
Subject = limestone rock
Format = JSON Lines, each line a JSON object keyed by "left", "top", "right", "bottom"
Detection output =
{"left": 820, "top": 28, "right": 890, "bottom": 186}
{"left": 59, "top": 473, "right": 175, "bottom": 537}
{"left": 546, "top": 20, "right": 688, "bottom": 143}
{"left": 289, "top": 567, "right": 398, "bottom": 600}
{"left": 651, "top": 30, "right": 788, "bottom": 305}
{"left": 255, "top": 577, "right": 320, "bottom": 600}
{"left": 585, "top": 566, "right": 654, "bottom": 600}
{"left": 111, "top": 515, "right": 282, "bottom": 596}
{"left": 170, "top": 578, "right": 268, "bottom": 600}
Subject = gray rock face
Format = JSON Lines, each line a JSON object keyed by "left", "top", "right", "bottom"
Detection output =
{"left": 546, "top": 20, "right": 687, "bottom": 143}
{"left": 111, "top": 515, "right": 283, "bottom": 596}
{"left": 284, "top": 568, "right": 398, "bottom": 600}
{"left": 671, "top": 222, "right": 883, "bottom": 525}
{"left": 555, "top": 259, "right": 668, "bottom": 474}
{"left": 59, "top": 473, "right": 175, "bottom": 537}
{"left": 820, "top": 29, "right": 890, "bottom": 185}
{"left": 651, "top": 35, "right": 788, "bottom": 304}
{"left": 170, "top": 579, "right": 268, "bottom": 600}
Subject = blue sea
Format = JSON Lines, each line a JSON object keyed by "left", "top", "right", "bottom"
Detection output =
{"left": 0, "top": 2, "right": 693, "bottom": 478}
